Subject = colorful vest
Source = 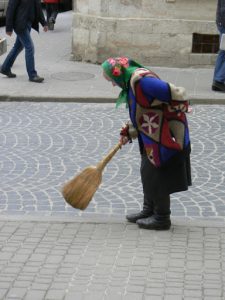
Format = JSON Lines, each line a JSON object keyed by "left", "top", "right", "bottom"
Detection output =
{"left": 128, "top": 69, "right": 190, "bottom": 167}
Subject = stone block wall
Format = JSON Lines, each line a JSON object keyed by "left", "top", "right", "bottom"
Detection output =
{"left": 72, "top": 0, "right": 218, "bottom": 67}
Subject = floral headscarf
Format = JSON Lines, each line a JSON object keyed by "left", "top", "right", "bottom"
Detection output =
{"left": 101, "top": 57, "right": 145, "bottom": 107}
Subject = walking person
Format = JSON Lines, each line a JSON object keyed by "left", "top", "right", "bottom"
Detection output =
{"left": 0, "top": 0, "right": 48, "bottom": 83}
{"left": 212, "top": 0, "right": 225, "bottom": 92}
{"left": 102, "top": 57, "right": 192, "bottom": 230}
{"left": 44, "top": 0, "right": 60, "bottom": 30}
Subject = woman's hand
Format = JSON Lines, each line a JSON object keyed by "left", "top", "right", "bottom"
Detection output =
{"left": 120, "top": 136, "right": 129, "bottom": 145}
{"left": 120, "top": 123, "right": 132, "bottom": 145}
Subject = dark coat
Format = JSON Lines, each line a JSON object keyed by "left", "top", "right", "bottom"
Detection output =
{"left": 216, "top": 0, "right": 225, "bottom": 27}
{"left": 6, "top": 0, "right": 47, "bottom": 34}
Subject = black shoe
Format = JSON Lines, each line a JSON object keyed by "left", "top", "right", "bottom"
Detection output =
{"left": 126, "top": 211, "right": 153, "bottom": 223}
{"left": 0, "top": 69, "right": 16, "bottom": 78}
{"left": 212, "top": 81, "right": 225, "bottom": 92}
{"left": 137, "top": 215, "right": 171, "bottom": 230}
{"left": 29, "top": 75, "right": 44, "bottom": 83}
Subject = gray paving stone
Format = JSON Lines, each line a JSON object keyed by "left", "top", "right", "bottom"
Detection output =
{"left": 0, "top": 103, "right": 225, "bottom": 219}
{"left": 64, "top": 292, "right": 83, "bottom": 300}
{"left": 0, "top": 289, "right": 7, "bottom": 299}
{"left": 6, "top": 287, "right": 27, "bottom": 299}
{"left": 45, "top": 289, "right": 65, "bottom": 300}
{"left": 24, "top": 290, "right": 46, "bottom": 300}
{"left": 123, "top": 293, "right": 143, "bottom": 300}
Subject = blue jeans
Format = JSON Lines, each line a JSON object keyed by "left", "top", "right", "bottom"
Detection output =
{"left": 1, "top": 24, "right": 37, "bottom": 79}
{"left": 213, "top": 25, "right": 225, "bottom": 83}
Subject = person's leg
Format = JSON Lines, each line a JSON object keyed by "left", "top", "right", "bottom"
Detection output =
{"left": 135, "top": 154, "right": 171, "bottom": 229}
{"left": 48, "top": 4, "right": 55, "bottom": 30}
{"left": 213, "top": 25, "right": 225, "bottom": 89}
{"left": 51, "top": 3, "right": 59, "bottom": 22}
{"left": 153, "top": 195, "right": 171, "bottom": 217}
{"left": 17, "top": 24, "right": 44, "bottom": 82}
{"left": 17, "top": 25, "right": 37, "bottom": 79}
{"left": 126, "top": 154, "right": 154, "bottom": 223}
{"left": 46, "top": 4, "right": 51, "bottom": 23}
{"left": 1, "top": 35, "right": 24, "bottom": 77}
{"left": 136, "top": 195, "right": 171, "bottom": 230}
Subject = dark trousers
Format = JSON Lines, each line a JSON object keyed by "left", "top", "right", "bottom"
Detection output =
{"left": 141, "top": 154, "right": 171, "bottom": 216}
{"left": 46, "top": 3, "right": 59, "bottom": 22}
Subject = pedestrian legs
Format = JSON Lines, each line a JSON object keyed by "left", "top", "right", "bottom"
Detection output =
{"left": 46, "top": 3, "right": 59, "bottom": 30}
{"left": 213, "top": 25, "right": 225, "bottom": 88}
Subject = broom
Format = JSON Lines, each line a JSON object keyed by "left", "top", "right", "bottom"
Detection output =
{"left": 62, "top": 142, "right": 122, "bottom": 210}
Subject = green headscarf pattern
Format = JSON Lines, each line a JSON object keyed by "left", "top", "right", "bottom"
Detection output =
{"left": 101, "top": 57, "right": 144, "bottom": 107}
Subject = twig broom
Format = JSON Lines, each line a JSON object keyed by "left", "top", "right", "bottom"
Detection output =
{"left": 62, "top": 142, "right": 122, "bottom": 210}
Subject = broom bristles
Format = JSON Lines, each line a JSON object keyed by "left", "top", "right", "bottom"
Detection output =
{"left": 62, "top": 142, "right": 122, "bottom": 210}
{"left": 62, "top": 166, "right": 102, "bottom": 210}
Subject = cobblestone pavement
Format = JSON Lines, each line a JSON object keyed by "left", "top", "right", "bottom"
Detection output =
{"left": 0, "top": 102, "right": 225, "bottom": 220}
{"left": 0, "top": 220, "right": 224, "bottom": 300}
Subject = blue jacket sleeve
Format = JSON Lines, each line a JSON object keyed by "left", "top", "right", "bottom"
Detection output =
{"left": 139, "top": 77, "right": 172, "bottom": 103}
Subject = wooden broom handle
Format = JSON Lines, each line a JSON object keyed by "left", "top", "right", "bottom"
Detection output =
{"left": 97, "top": 142, "right": 122, "bottom": 171}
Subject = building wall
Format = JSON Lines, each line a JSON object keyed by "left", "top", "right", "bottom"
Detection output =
{"left": 72, "top": 0, "right": 218, "bottom": 67}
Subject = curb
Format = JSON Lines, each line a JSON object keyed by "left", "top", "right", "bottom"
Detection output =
{"left": 0, "top": 95, "right": 225, "bottom": 104}
{"left": 0, "top": 95, "right": 117, "bottom": 103}
{"left": 0, "top": 214, "right": 224, "bottom": 228}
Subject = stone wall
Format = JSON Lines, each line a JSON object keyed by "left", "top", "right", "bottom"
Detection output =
{"left": 72, "top": 0, "right": 218, "bottom": 67}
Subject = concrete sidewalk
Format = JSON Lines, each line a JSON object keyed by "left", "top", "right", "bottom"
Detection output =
{"left": 0, "top": 10, "right": 225, "bottom": 300}
{"left": 0, "top": 11, "right": 224, "bottom": 104}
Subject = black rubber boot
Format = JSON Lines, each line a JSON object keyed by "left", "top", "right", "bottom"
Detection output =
{"left": 126, "top": 210, "right": 153, "bottom": 223}
{"left": 136, "top": 215, "right": 171, "bottom": 230}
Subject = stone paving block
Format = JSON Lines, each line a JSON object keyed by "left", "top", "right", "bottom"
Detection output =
{"left": 144, "top": 296, "right": 162, "bottom": 300}
{"left": 106, "top": 286, "right": 126, "bottom": 294}
{"left": 45, "top": 289, "right": 65, "bottom": 300}
{"left": 145, "top": 287, "right": 164, "bottom": 296}
{"left": 22, "top": 266, "right": 40, "bottom": 273}
{"left": 133, "top": 257, "right": 150, "bottom": 266}
{"left": 83, "top": 291, "right": 106, "bottom": 300}
{"left": 123, "top": 292, "right": 144, "bottom": 300}
{"left": 165, "top": 287, "right": 183, "bottom": 295}
{"left": 68, "top": 284, "right": 88, "bottom": 292}
{"left": 6, "top": 287, "right": 27, "bottom": 299}
{"left": 104, "top": 292, "right": 123, "bottom": 300}
{"left": 0, "top": 252, "right": 13, "bottom": 260}
{"left": 204, "top": 297, "right": 223, "bottom": 300}
{"left": 184, "top": 289, "right": 202, "bottom": 297}
{"left": 45, "top": 255, "right": 64, "bottom": 264}
{"left": 87, "top": 283, "right": 107, "bottom": 291}
{"left": 24, "top": 290, "right": 46, "bottom": 300}
{"left": 3, "top": 266, "right": 22, "bottom": 275}
{"left": 204, "top": 289, "right": 223, "bottom": 296}
{"left": 164, "top": 295, "right": 183, "bottom": 300}
{"left": 165, "top": 281, "right": 183, "bottom": 288}
{"left": 109, "top": 279, "right": 126, "bottom": 287}
{"left": 64, "top": 292, "right": 83, "bottom": 300}
{"left": 126, "top": 285, "right": 145, "bottom": 293}
{"left": 31, "top": 282, "right": 50, "bottom": 290}
{"left": 0, "top": 289, "right": 7, "bottom": 299}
